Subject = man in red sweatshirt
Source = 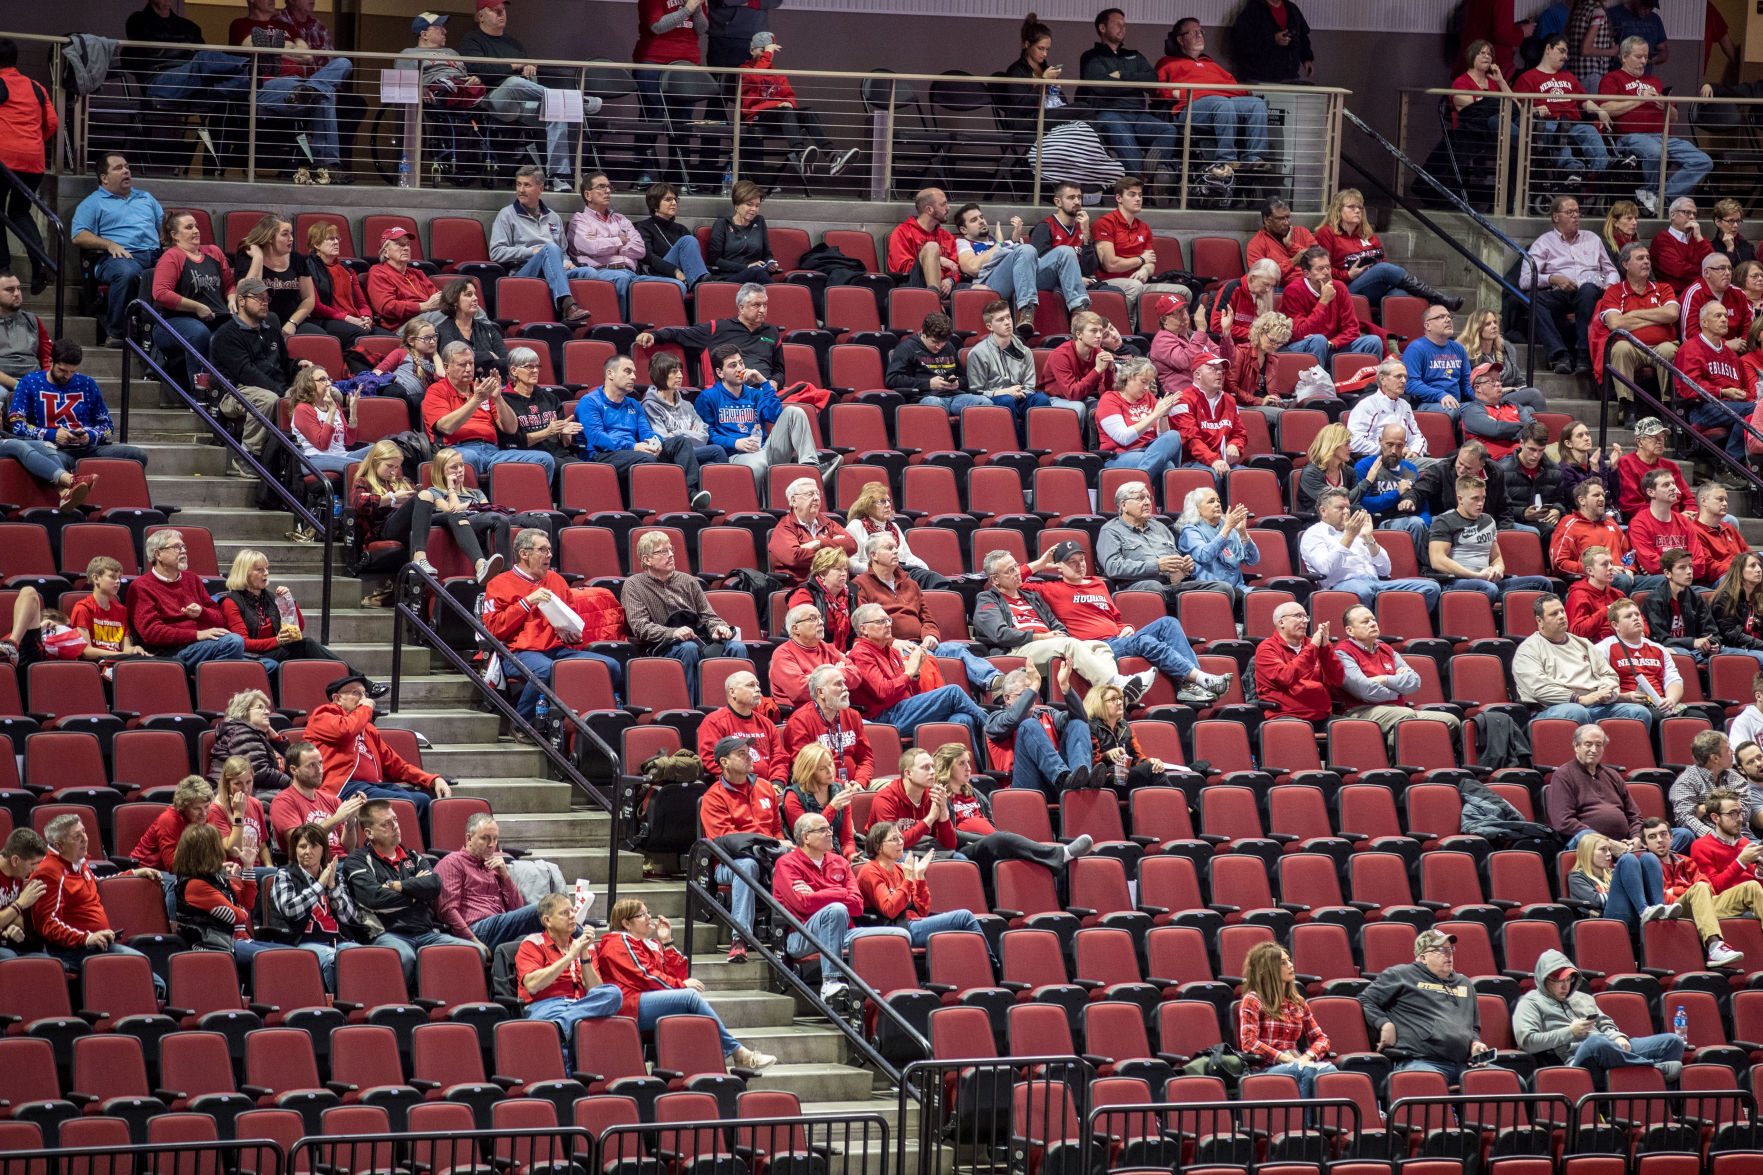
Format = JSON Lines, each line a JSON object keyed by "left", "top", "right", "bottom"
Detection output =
{"left": 696, "top": 670, "right": 787, "bottom": 788}
{"left": 698, "top": 735, "right": 788, "bottom": 963}
{"left": 30, "top": 813, "right": 164, "bottom": 990}
{"left": 1043, "top": 310, "right": 1115, "bottom": 411}
{"left": 483, "top": 527, "right": 624, "bottom": 729}
{"left": 1626, "top": 468, "right": 1704, "bottom": 579}
{"left": 1277, "top": 246, "right": 1384, "bottom": 365}
{"left": 1689, "top": 787, "right": 1763, "bottom": 894}
{"left": 771, "top": 808, "right": 904, "bottom": 1004}
{"left": 1251, "top": 600, "right": 1345, "bottom": 722}
{"left": 130, "top": 529, "right": 278, "bottom": 675}
{"left": 845, "top": 603, "right": 989, "bottom": 752}
{"left": 304, "top": 673, "right": 447, "bottom": 821}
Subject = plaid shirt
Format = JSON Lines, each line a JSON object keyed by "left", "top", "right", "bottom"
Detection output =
{"left": 271, "top": 864, "right": 358, "bottom": 937}
{"left": 1238, "top": 990, "right": 1330, "bottom": 1064}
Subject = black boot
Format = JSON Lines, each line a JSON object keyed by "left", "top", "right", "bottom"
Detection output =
{"left": 1397, "top": 272, "right": 1463, "bottom": 312}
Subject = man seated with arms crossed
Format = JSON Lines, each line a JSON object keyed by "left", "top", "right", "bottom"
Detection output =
{"left": 847, "top": 603, "right": 990, "bottom": 752}
{"left": 972, "top": 549, "right": 1154, "bottom": 699}
{"left": 1426, "top": 476, "right": 1557, "bottom": 602}
{"left": 1345, "top": 361, "right": 1428, "bottom": 460}
{"left": 1590, "top": 241, "right": 1679, "bottom": 428}
{"left": 0, "top": 270, "right": 49, "bottom": 393}
{"left": 1253, "top": 601, "right": 1344, "bottom": 724}
{"left": 1331, "top": 605, "right": 1461, "bottom": 745}
{"left": 434, "top": 812, "right": 544, "bottom": 953}
{"left": 1514, "top": 595, "right": 1657, "bottom": 727}
{"left": 343, "top": 800, "right": 479, "bottom": 981}
{"left": 1514, "top": 950, "right": 1683, "bottom": 1087}
{"left": 699, "top": 734, "right": 790, "bottom": 964}
{"left": 1023, "top": 540, "right": 1232, "bottom": 703}
{"left": 1675, "top": 301, "right": 1754, "bottom": 471}
{"left": 1362, "top": 928, "right": 1501, "bottom": 1082}
{"left": 1299, "top": 488, "right": 1441, "bottom": 609}
{"left": 622, "top": 529, "right": 744, "bottom": 703}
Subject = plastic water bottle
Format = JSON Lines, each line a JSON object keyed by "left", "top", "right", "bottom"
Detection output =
{"left": 1674, "top": 1007, "right": 1689, "bottom": 1042}
{"left": 534, "top": 696, "right": 550, "bottom": 740}
{"left": 721, "top": 166, "right": 733, "bottom": 195}
{"left": 332, "top": 493, "right": 343, "bottom": 536}
{"left": 398, "top": 153, "right": 411, "bottom": 188}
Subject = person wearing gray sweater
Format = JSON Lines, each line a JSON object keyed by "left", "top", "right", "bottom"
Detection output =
{"left": 1512, "top": 949, "right": 1683, "bottom": 1084}
{"left": 487, "top": 170, "right": 593, "bottom": 325}
{"left": 965, "top": 304, "right": 1055, "bottom": 446}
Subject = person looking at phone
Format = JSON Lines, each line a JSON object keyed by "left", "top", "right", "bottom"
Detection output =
{"left": 1513, "top": 950, "right": 1683, "bottom": 1086}
{"left": 1361, "top": 928, "right": 1501, "bottom": 1083}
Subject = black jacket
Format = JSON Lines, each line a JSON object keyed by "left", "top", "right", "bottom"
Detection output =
{"left": 651, "top": 316, "right": 784, "bottom": 382}
{"left": 1230, "top": 0, "right": 1314, "bottom": 83}
{"left": 1709, "top": 594, "right": 1763, "bottom": 650}
{"left": 1401, "top": 461, "right": 1510, "bottom": 524}
{"left": 708, "top": 215, "right": 771, "bottom": 275}
{"left": 1078, "top": 41, "right": 1157, "bottom": 111}
{"left": 1361, "top": 960, "right": 1481, "bottom": 1066}
{"left": 1641, "top": 585, "right": 1717, "bottom": 654}
{"left": 637, "top": 216, "right": 696, "bottom": 278}
{"left": 884, "top": 334, "right": 962, "bottom": 395}
{"left": 1496, "top": 451, "right": 1564, "bottom": 526}
{"left": 437, "top": 314, "right": 510, "bottom": 381}
{"left": 343, "top": 843, "right": 443, "bottom": 937}
{"left": 211, "top": 312, "right": 295, "bottom": 392}
{"left": 972, "top": 587, "right": 1066, "bottom": 654}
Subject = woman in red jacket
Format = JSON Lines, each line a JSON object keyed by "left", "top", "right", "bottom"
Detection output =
{"left": 172, "top": 823, "right": 280, "bottom": 969}
{"left": 596, "top": 898, "right": 776, "bottom": 1070}
{"left": 1315, "top": 188, "right": 1455, "bottom": 311}
{"left": 855, "top": 820, "right": 985, "bottom": 949}
{"left": 218, "top": 547, "right": 345, "bottom": 666}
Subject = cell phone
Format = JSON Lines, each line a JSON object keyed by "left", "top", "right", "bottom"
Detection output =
{"left": 1469, "top": 1049, "right": 1496, "bottom": 1067}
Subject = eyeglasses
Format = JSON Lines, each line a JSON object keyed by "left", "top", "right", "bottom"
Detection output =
{"left": 513, "top": 361, "right": 540, "bottom": 370}
{"left": 1425, "top": 945, "right": 1457, "bottom": 955}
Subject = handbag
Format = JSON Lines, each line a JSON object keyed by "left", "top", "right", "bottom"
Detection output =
{"left": 1181, "top": 1044, "right": 1248, "bottom": 1094}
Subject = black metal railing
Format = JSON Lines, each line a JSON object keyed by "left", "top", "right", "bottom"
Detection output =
{"left": 1568, "top": 1089, "right": 1759, "bottom": 1157}
{"left": 684, "top": 836, "right": 930, "bottom": 1087}
{"left": 899, "top": 1057, "right": 1092, "bottom": 1175}
{"left": 1601, "top": 327, "right": 1763, "bottom": 492}
{"left": 391, "top": 560, "right": 621, "bottom": 909}
{"left": 0, "top": 159, "right": 65, "bottom": 338}
{"left": 291, "top": 1125, "right": 593, "bottom": 1175}
{"left": 1091, "top": 1094, "right": 1366, "bottom": 1172}
{"left": 1341, "top": 108, "right": 1538, "bottom": 387}
{"left": 120, "top": 298, "right": 334, "bottom": 641}
{"left": 600, "top": 1111, "right": 890, "bottom": 1175}
{"left": 0, "top": 1137, "right": 284, "bottom": 1175}
{"left": 1385, "top": 1092, "right": 1571, "bottom": 1164}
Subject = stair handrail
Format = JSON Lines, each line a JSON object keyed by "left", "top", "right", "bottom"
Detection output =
{"left": 390, "top": 561, "right": 622, "bottom": 910}
{"left": 0, "top": 159, "right": 65, "bottom": 338}
{"left": 1339, "top": 107, "right": 1538, "bottom": 386}
{"left": 684, "top": 835, "right": 931, "bottom": 1092}
{"left": 120, "top": 297, "right": 334, "bottom": 641}
{"left": 1600, "top": 328, "right": 1763, "bottom": 491}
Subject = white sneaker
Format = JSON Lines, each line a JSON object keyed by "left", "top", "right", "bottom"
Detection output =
{"left": 1175, "top": 683, "right": 1215, "bottom": 704}
{"left": 820, "top": 980, "right": 848, "bottom": 1004}
{"left": 477, "top": 553, "right": 505, "bottom": 584}
{"left": 412, "top": 554, "right": 435, "bottom": 574}
{"left": 1707, "top": 939, "right": 1743, "bottom": 967}
{"left": 1635, "top": 187, "right": 1659, "bottom": 216}
{"left": 1124, "top": 668, "right": 1157, "bottom": 700}
{"left": 730, "top": 1045, "right": 777, "bottom": 1071}
{"left": 1640, "top": 904, "right": 1675, "bottom": 923}
{"left": 1201, "top": 671, "right": 1235, "bottom": 698}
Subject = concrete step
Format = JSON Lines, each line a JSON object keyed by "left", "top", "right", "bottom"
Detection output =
{"left": 490, "top": 809, "right": 612, "bottom": 846}
{"left": 170, "top": 507, "right": 299, "bottom": 542}
{"left": 730, "top": 1019, "right": 851, "bottom": 1062}
{"left": 436, "top": 775, "right": 575, "bottom": 814}
{"left": 374, "top": 706, "right": 501, "bottom": 746}
{"left": 699, "top": 991, "right": 804, "bottom": 1033}
{"left": 148, "top": 475, "right": 263, "bottom": 509}
{"left": 217, "top": 537, "right": 332, "bottom": 571}
{"left": 685, "top": 953, "right": 772, "bottom": 992}
{"left": 136, "top": 442, "right": 230, "bottom": 477}
{"left": 526, "top": 843, "right": 643, "bottom": 884}
{"left": 279, "top": 574, "right": 364, "bottom": 610}
{"left": 326, "top": 642, "right": 429, "bottom": 678}
{"left": 386, "top": 673, "right": 482, "bottom": 708}
{"left": 745, "top": 1063, "right": 877, "bottom": 1104}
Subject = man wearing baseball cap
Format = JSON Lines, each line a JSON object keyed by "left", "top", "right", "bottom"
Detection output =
{"left": 1513, "top": 949, "right": 1683, "bottom": 1085}
{"left": 1174, "top": 349, "right": 1248, "bottom": 479}
{"left": 1146, "top": 293, "right": 1218, "bottom": 395}
{"left": 698, "top": 734, "right": 788, "bottom": 963}
{"left": 1361, "top": 928, "right": 1498, "bottom": 1082}
{"left": 210, "top": 276, "right": 299, "bottom": 460}
{"left": 1459, "top": 361, "right": 1534, "bottom": 461}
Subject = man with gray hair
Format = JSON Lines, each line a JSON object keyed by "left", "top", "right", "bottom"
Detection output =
{"left": 488, "top": 166, "right": 594, "bottom": 325}
{"left": 1096, "top": 479, "right": 1233, "bottom": 607}
{"left": 973, "top": 549, "right": 1154, "bottom": 698}
{"left": 783, "top": 663, "right": 874, "bottom": 786}
{"left": 129, "top": 528, "right": 278, "bottom": 673}
{"left": 622, "top": 530, "right": 744, "bottom": 700}
{"left": 435, "top": 812, "right": 544, "bottom": 952}
{"left": 770, "top": 604, "right": 851, "bottom": 707}
{"left": 1298, "top": 487, "right": 1441, "bottom": 608}
{"left": 30, "top": 813, "right": 164, "bottom": 989}
{"left": 772, "top": 809, "right": 906, "bottom": 1003}
{"left": 847, "top": 602, "right": 991, "bottom": 751}
{"left": 1600, "top": 41, "right": 1710, "bottom": 216}
{"left": 769, "top": 476, "right": 857, "bottom": 585}
{"left": 484, "top": 528, "right": 623, "bottom": 727}
{"left": 985, "top": 662, "right": 1094, "bottom": 796}
{"left": 1345, "top": 359, "right": 1427, "bottom": 457}
{"left": 635, "top": 280, "right": 785, "bottom": 383}
{"left": 854, "top": 531, "right": 1002, "bottom": 695}
{"left": 423, "top": 341, "right": 557, "bottom": 482}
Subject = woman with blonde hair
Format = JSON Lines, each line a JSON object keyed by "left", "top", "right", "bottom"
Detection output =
{"left": 1565, "top": 831, "right": 1676, "bottom": 936}
{"left": 287, "top": 365, "right": 371, "bottom": 475}
{"left": 415, "top": 447, "right": 509, "bottom": 585}
{"left": 1295, "top": 422, "right": 1357, "bottom": 512}
{"left": 218, "top": 547, "right": 344, "bottom": 667}
{"left": 1316, "top": 187, "right": 1455, "bottom": 310}
{"left": 1237, "top": 941, "right": 1338, "bottom": 1097}
{"left": 1223, "top": 310, "right": 1298, "bottom": 420}
{"left": 350, "top": 440, "right": 420, "bottom": 602}
{"left": 845, "top": 482, "right": 947, "bottom": 587}
{"left": 928, "top": 742, "right": 1092, "bottom": 868}
{"left": 783, "top": 743, "right": 860, "bottom": 857}
{"left": 1082, "top": 683, "right": 1175, "bottom": 791}
{"left": 234, "top": 213, "right": 318, "bottom": 337}
{"left": 787, "top": 547, "right": 857, "bottom": 653}
{"left": 1602, "top": 200, "right": 1639, "bottom": 266}
{"left": 207, "top": 689, "right": 292, "bottom": 794}
{"left": 210, "top": 754, "right": 274, "bottom": 874}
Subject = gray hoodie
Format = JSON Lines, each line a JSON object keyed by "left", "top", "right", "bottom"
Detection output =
{"left": 966, "top": 334, "right": 1038, "bottom": 397}
{"left": 1511, "top": 949, "right": 1620, "bottom": 1063}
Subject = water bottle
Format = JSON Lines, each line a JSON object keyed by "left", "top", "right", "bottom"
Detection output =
{"left": 398, "top": 153, "right": 411, "bottom": 188}
{"left": 721, "top": 166, "right": 733, "bottom": 195}
{"left": 534, "top": 696, "right": 550, "bottom": 741}
{"left": 332, "top": 493, "right": 343, "bottom": 538}
{"left": 1674, "top": 1006, "right": 1689, "bottom": 1042}
{"left": 275, "top": 589, "right": 300, "bottom": 629}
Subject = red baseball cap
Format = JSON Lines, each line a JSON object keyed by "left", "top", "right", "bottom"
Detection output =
{"left": 476, "top": 0, "right": 506, "bottom": 8}
{"left": 1152, "top": 294, "right": 1188, "bottom": 319}
{"left": 1192, "top": 351, "right": 1227, "bottom": 368}
{"left": 379, "top": 226, "right": 413, "bottom": 246}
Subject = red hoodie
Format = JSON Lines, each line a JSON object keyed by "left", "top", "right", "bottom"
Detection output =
{"left": 1566, "top": 580, "right": 1628, "bottom": 643}
{"left": 303, "top": 701, "right": 439, "bottom": 796}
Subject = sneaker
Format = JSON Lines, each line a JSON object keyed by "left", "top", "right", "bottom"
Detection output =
{"left": 1551, "top": 353, "right": 1574, "bottom": 376}
{"left": 727, "top": 940, "right": 748, "bottom": 964}
{"left": 285, "top": 525, "right": 316, "bottom": 544}
{"left": 1062, "top": 834, "right": 1094, "bottom": 861}
{"left": 798, "top": 145, "right": 820, "bottom": 171}
{"left": 1641, "top": 903, "right": 1675, "bottom": 923}
{"left": 1564, "top": 173, "right": 1583, "bottom": 188}
{"left": 816, "top": 452, "right": 843, "bottom": 481}
{"left": 820, "top": 979, "right": 847, "bottom": 1004}
{"left": 545, "top": 177, "right": 572, "bottom": 192}
{"left": 0, "top": 639, "right": 16, "bottom": 667}
{"left": 986, "top": 673, "right": 1005, "bottom": 701}
{"left": 58, "top": 473, "right": 96, "bottom": 511}
{"left": 477, "top": 553, "right": 505, "bottom": 584}
{"left": 1658, "top": 1061, "right": 1683, "bottom": 1083}
{"left": 730, "top": 1046, "right": 777, "bottom": 1071}
{"left": 1707, "top": 939, "right": 1743, "bottom": 966}
{"left": 690, "top": 489, "right": 713, "bottom": 511}
{"left": 1122, "top": 668, "right": 1156, "bottom": 704}
{"left": 828, "top": 148, "right": 859, "bottom": 176}
{"left": 1635, "top": 187, "right": 1659, "bottom": 215}
{"left": 583, "top": 96, "right": 604, "bottom": 115}
{"left": 1175, "top": 682, "right": 1215, "bottom": 704}
{"left": 1200, "top": 671, "right": 1235, "bottom": 699}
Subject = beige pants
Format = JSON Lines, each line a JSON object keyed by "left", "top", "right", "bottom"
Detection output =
{"left": 1020, "top": 635, "right": 1120, "bottom": 689}
{"left": 1606, "top": 339, "right": 1677, "bottom": 402}
{"left": 1343, "top": 704, "right": 1461, "bottom": 747}
{"left": 1677, "top": 878, "right": 1763, "bottom": 942}
{"left": 219, "top": 385, "right": 282, "bottom": 456}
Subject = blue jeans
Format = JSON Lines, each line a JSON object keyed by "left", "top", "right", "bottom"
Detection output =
{"left": 1533, "top": 701, "right": 1656, "bottom": 729}
{"left": 508, "top": 647, "right": 624, "bottom": 722}
{"left": 340, "top": 778, "right": 436, "bottom": 823}
{"left": 470, "top": 905, "right": 545, "bottom": 951}
{"left": 1177, "top": 95, "right": 1268, "bottom": 164}
{"left": 514, "top": 243, "right": 597, "bottom": 303}
{"left": 1442, "top": 573, "right": 1556, "bottom": 602}
{"left": 714, "top": 858, "right": 762, "bottom": 940}
{"left": 1105, "top": 430, "right": 1192, "bottom": 483}
{"left": 977, "top": 245, "right": 1087, "bottom": 312}
{"left": 1618, "top": 133, "right": 1713, "bottom": 203}
{"left": 146, "top": 50, "right": 250, "bottom": 104}
{"left": 1259, "top": 1059, "right": 1340, "bottom": 1098}
{"left": 874, "top": 684, "right": 988, "bottom": 752}
{"left": 658, "top": 237, "right": 709, "bottom": 289}
{"left": 923, "top": 392, "right": 1052, "bottom": 446}
{"left": 903, "top": 911, "right": 984, "bottom": 948}
{"left": 1332, "top": 576, "right": 1441, "bottom": 609}
{"left": 1414, "top": 399, "right": 1462, "bottom": 421}
{"left": 153, "top": 312, "right": 214, "bottom": 367}
{"left": 938, "top": 643, "right": 1003, "bottom": 692}
{"left": 1348, "top": 262, "right": 1408, "bottom": 309}
{"left": 375, "top": 927, "right": 483, "bottom": 985}
{"left": 170, "top": 633, "right": 280, "bottom": 679}
{"left": 1108, "top": 615, "right": 1202, "bottom": 679}
{"left": 528, "top": 987, "right": 625, "bottom": 1066}
{"left": 1601, "top": 849, "right": 1664, "bottom": 930}
{"left": 1398, "top": 1058, "right": 1479, "bottom": 1083}
{"left": 257, "top": 58, "right": 353, "bottom": 167}
{"left": 1093, "top": 109, "right": 1178, "bottom": 173}
{"left": 674, "top": 638, "right": 749, "bottom": 703}
{"left": 1542, "top": 119, "right": 1610, "bottom": 174}
{"left": 1567, "top": 828, "right": 1695, "bottom": 853}
{"left": 785, "top": 901, "right": 908, "bottom": 966}
{"left": 485, "top": 74, "right": 577, "bottom": 179}
{"left": 305, "top": 445, "right": 374, "bottom": 474}
{"left": 1689, "top": 399, "right": 1754, "bottom": 464}
{"left": 451, "top": 438, "right": 555, "bottom": 481}
{"left": 1570, "top": 1031, "right": 1684, "bottom": 1083}
{"left": 0, "top": 437, "right": 150, "bottom": 482}
{"left": 296, "top": 940, "right": 359, "bottom": 991}
{"left": 693, "top": 443, "right": 728, "bottom": 467}
{"left": 636, "top": 988, "right": 742, "bottom": 1055}
{"left": 1280, "top": 334, "right": 1330, "bottom": 363}
{"left": 1010, "top": 715, "right": 1093, "bottom": 798}
{"left": 569, "top": 264, "right": 676, "bottom": 320}
{"left": 1379, "top": 515, "right": 1430, "bottom": 564}
{"left": 94, "top": 249, "right": 161, "bottom": 340}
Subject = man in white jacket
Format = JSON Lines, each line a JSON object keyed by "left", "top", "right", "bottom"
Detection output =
{"left": 1345, "top": 359, "right": 1428, "bottom": 457}
{"left": 1298, "top": 488, "right": 1440, "bottom": 608}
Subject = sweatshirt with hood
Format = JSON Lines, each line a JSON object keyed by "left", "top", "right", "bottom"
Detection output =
{"left": 1511, "top": 949, "right": 1621, "bottom": 1064}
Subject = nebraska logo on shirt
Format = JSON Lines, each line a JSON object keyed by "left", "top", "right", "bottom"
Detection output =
{"left": 1005, "top": 596, "right": 1049, "bottom": 632}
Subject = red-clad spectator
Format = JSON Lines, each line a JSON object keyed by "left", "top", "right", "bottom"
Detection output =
{"left": 1679, "top": 251, "right": 1751, "bottom": 342}
{"left": 1648, "top": 199, "right": 1714, "bottom": 294}
{"left": 1244, "top": 197, "right": 1315, "bottom": 284}
{"left": 365, "top": 226, "right": 440, "bottom": 331}
{"left": 1615, "top": 417, "right": 1690, "bottom": 519}
{"left": 1175, "top": 351, "right": 1248, "bottom": 475}
{"left": 868, "top": 748, "right": 956, "bottom": 852}
{"left": 1598, "top": 33, "right": 1711, "bottom": 222}
{"left": 483, "top": 528, "right": 623, "bottom": 731}
{"left": 767, "top": 477, "right": 857, "bottom": 587}
{"left": 887, "top": 187, "right": 959, "bottom": 293}
{"left": 699, "top": 734, "right": 789, "bottom": 963}
{"left": 1090, "top": 176, "right": 1190, "bottom": 325}
{"left": 1687, "top": 482, "right": 1747, "bottom": 584}
{"left": 304, "top": 673, "right": 445, "bottom": 811}
{"left": 268, "top": 742, "right": 362, "bottom": 858}
{"left": 130, "top": 529, "right": 278, "bottom": 675}
{"left": 1044, "top": 309, "right": 1116, "bottom": 403}
{"left": 697, "top": 669, "right": 787, "bottom": 787}
{"left": 67, "top": 555, "right": 145, "bottom": 658}
{"left": 1588, "top": 240, "right": 1679, "bottom": 407}
{"left": 1146, "top": 293, "right": 1219, "bottom": 396}
{"left": 512, "top": 898, "right": 622, "bottom": 1069}
{"left": 1625, "top": 467, "right": 1704, "bottom": 578}
{"left": 782, "top": 743, "right": 860, "bottom": 858}
{"left": 0, "top": 39, "right": 58, "bottom": 295}
{"left": 1221, "top": 259, "right": 1280, "bottom": 344}
{"left": 771, "top": 806, "right": 892, "bottom": 1001}
{"left": 1677, "top": 300, "right": 1755, "bottom": 465}
{"left": 1315, "top": 188, "right": 1455, "bottom": 309}
{"left": 1252, "top": 599, "right": 1345, "bottom": 722}
{"left": 130, "top": 777, "right": 212, "bottom": 871}
{"left": 1550, "top": 480, "right": 1633, "bottom": 577}
{"left": 781, "top": 666, "right": 874, "bottom": 786}
{"left": 786, "top": 547, "right": 856, "bottom": 652}
{"left": 31, "top": 813, "right": 162, "bottom": 981}
{"left": 769, "top": 605, "right": 851, "bottom": 709}
{"left": 1566, "top": 547, "right": 1631, "bottom": 642}
{"left": 304, "top": 220, "right": 375, "bottom": 352}
{"left": 1278, "top": 245, "right": 1385, "bottom": 365}
{"left": 845, "top": 603, "right": 988, "bottom": 749}
{"left": 1689, "top": 788, "right": 1763, "bottom": 893}
{"left": 1449, "top": 38, "right": 1514, "bottom": 129}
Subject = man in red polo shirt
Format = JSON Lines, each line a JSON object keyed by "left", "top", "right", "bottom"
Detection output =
{"left": 1597, "top": 37, "right": 1710, "bottom": 217}
{"left": 1589, "top": 241, "right": 1679, "bottom": 421}
{"left": 886, "top": 187, "right": 959, "bottom": 295}
{"left": 698, "top": 735, "right": 789, "bottom": 963}
{"left": 1089, "top": 176, "right": 1192, "bottom": 328}
{"left": 513, "top": 898, "right": 622, "bottom": 1067}
{"left": 1677, "top": 301, "right": 1754, "bottom": 466}
{"left": 420, "top": 340, "right": 556, "bottom": 482}
{"left": 1678, "top": 251, "right": 1750, "bottom": 344}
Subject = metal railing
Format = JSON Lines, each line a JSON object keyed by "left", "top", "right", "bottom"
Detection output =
{"left": 291, "top": 1125, "right": 592, "bottom": 1175}
{"left": 600, "top": 1111, "right": 890, "bottom": 1175}
{"left": 1341, "top": 107, "right": 1539, "bottom": 386}
{"left": 684, "top": 836, "right": 930, "bottom": 1087}
{"left": 1568, "top": 1088, "right": 1759, "bottom": 1157}
{"left": 0, "top": 1137, "right": 284, "bottom": 1175}
{"left": 120, "top": 298, "right": 335, "bottom": 642}
{"left": 0, "top": 159, "right": 66, "bottom": 338}
{"left": 11, "top": 30, "right": 1348, "bottom": 210}
{"left": 897, "top": 1058, "right": 1091, "bottom": 1175}
{"left": 390, "top": 561, "right": 622, "bottom": 909}
{"left": 1396, "top": 86, "right": 1763, "bottom": 219}
{"left": 1601, "top": 326, "right": 1763, "bottom": 490}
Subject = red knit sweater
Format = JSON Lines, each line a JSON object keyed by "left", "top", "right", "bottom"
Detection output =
{"left": 127, "top": 570, "right": 225, "bottom": 653}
